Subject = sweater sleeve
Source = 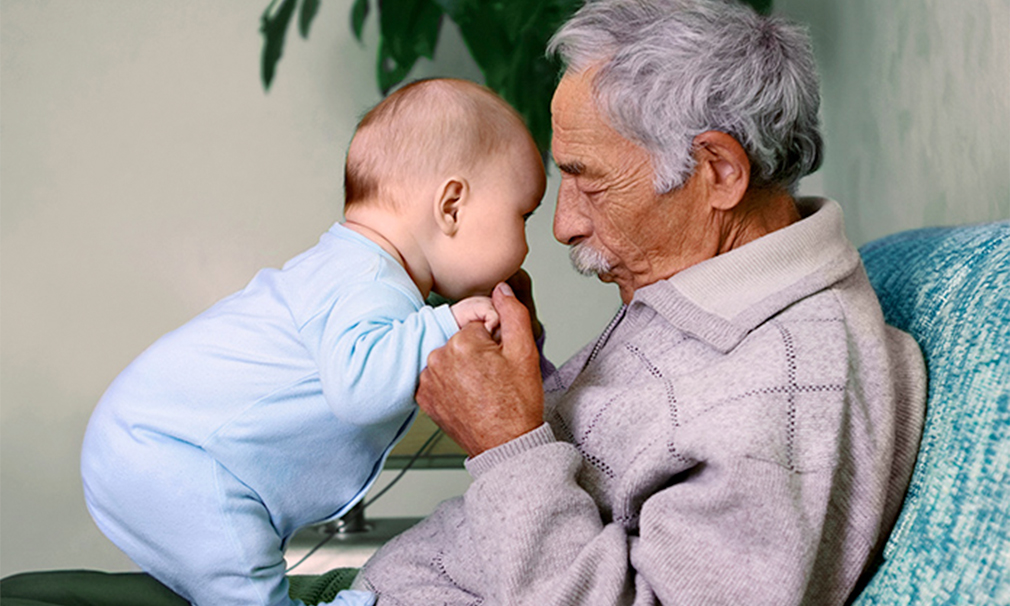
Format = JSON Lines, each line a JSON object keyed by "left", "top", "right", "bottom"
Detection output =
{"left": 535, "top": 329, "right": 558, "bottom": 380}
{"left": 460, "top": 426, "right": 835, "bottom": 606}
{"left": 305, "top": 279, "right": 459, "bottom": 425}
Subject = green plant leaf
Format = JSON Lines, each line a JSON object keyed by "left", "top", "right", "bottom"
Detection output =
{"left": 494, "top": 0, "right": 546, "bottom": 45}
{"left": 501, "top": 0, "right": 581, "bottom": 157}
{"left": 299, "top": 0, "right": 321, "bottom": 38}
{"left": 351, "top": 0, "right": 370, "bottom": 41}
{"left": 377, "top": 38, "right": 415, "bottom": 94}
{"left": 504, "top": 30, "right": 558, "bottom": 156}
{"left": 380, "top": 0, "right": 443, "bottom": 62}
{"left": 260, "top": 0, "right": 298, "bottom": 90}
{"left": 449, "top": 2, "right": 512, "bottom": 90}
{"left": 376, "top": 0, "right": 444, "bottom": 93}
{"left": 743, "top": 0, "right": 774, "bottom": 15}
{"left": 431, "top": 0, "right": 461, "bottom": 19}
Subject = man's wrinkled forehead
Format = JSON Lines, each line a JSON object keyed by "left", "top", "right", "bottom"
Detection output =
{"left": 551, "top": 67, "right": 600, "bottom": 129}
{"left": 550, "top": 67, "right": 633, "bottom": 181}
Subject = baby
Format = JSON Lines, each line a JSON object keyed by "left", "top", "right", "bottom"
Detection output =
{"left": 81, "top": 78, "right": 546, "bottom": 606}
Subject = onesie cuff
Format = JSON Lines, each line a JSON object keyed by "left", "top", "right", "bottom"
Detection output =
{"left": 431, "top": 304, "right": 460, "bottom": 339}
{"left": 465, "top": 423, "right": 557, "bottom": 479}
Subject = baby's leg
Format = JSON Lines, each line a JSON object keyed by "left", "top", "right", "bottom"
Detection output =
{"left": 83, "top": 431, "right": 293, "bottom": 606}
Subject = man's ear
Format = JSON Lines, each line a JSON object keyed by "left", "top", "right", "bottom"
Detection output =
{"left": 433, "top": 178, "right": 468, "bottom": 236}
{"left": 692, "top": 131, "right": 750, "bottom": 211}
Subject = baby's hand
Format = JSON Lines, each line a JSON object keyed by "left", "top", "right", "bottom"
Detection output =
{"left": 450, "top": 296, "right": 500, "bottom": 336}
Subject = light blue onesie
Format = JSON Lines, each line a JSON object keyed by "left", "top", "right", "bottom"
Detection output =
{"left": 81, "top": 223, "right": 459, "bottom": 606}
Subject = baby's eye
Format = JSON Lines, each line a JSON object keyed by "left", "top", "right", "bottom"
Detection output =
{"left": 523, "top": 210, "right": 536, "bottom": 223}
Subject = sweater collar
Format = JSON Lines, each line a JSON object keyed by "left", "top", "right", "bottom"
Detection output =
{"left": 632, "top": 198, "right": 860, "bottom": 352}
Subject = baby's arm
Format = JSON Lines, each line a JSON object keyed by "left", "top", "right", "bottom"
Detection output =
{"left": 315, "top": 282, "right": 459, "bottom": 425}
{"left": 451, "top": 296, "right": 500, "bottom": 335}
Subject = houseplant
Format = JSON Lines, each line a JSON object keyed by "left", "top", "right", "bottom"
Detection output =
{"left": 259, "top": 0, "right": 773, "bottom": 157}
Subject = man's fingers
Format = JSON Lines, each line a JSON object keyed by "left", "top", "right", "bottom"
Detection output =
{"left": 483, "top": 308, "right": 501, "bottom": 335}
{"left": 459, "top": 319, "right": 496, "bottom": 342}
{"left": 492, "top": 282, "right": 536, "bottom": 360}
{"left": 504, "top": 269, "right": 542, "bottom": 341}
{"left": 434, "top": 322, "right": 495, "bottom": 365}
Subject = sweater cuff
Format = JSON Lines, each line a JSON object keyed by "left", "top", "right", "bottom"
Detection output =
{"left": 465, "top": 423, "right": 557, "bottom": 479}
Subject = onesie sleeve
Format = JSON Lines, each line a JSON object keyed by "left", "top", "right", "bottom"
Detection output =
{"left": 304, "top": 279, "right": 458, "bottom": 425}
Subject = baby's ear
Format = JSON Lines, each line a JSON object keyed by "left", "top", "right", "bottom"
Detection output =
{"left": 434, "top": 177, "right": 468, "bottom": 236}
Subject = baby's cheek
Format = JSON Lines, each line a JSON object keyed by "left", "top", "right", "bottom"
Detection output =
{"left": 504, "top": 249, "right": 526, "bottom": 280}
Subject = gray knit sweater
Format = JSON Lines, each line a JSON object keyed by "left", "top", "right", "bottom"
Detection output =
{"left": 354, "top": 198, "right": 927, "bottom": 605}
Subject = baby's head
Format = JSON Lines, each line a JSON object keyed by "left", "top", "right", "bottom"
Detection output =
{"left": 343, "top": 79, "right": 546, "bottom": 300}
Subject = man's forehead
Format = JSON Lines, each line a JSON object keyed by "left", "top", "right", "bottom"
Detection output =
{"left": 551, "top": 74, "right": 603, "bottom": 174}
{"left": 551, "top": 69, "right": 597, "bottom": 125}
{"left": 551, "top": 66, "right": 643, "bottom": 156}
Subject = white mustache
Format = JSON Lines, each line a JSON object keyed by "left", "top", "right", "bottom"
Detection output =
{"left": 568, "top": 242, "right": 612, "bottom": 276}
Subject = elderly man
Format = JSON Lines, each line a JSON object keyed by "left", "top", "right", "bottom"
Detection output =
{"left": 352, "top": 0, "right": 926, "bottom": 604}
{"left": 0, "top": 1, "right": 925, "bottom": 605}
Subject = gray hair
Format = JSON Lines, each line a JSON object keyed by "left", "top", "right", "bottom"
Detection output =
{"left": 548, "top": 0, "right": 824, "bottom": 193}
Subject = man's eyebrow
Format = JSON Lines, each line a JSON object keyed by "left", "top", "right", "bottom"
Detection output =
{"left": 555, "top": 161, "right": 585, "bottom": 176}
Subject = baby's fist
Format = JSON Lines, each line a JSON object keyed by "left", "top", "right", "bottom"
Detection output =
{"left": 450, "top": 296, "right": 500, "bottom": 335}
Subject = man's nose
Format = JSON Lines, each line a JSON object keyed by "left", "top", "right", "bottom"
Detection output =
{"left": 553, "top": 180, "right": 591, "bottom": 245}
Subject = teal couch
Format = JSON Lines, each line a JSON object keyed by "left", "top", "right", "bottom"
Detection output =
{"left": 852, "top": 221, "right": 1009, "bottom": 604}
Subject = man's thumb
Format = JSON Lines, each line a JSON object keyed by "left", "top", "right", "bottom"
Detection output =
{"left": 492, "top": 282, "right": 535, "bottom": 359}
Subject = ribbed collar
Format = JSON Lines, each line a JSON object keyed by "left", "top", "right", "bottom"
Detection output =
{"left": 632, "top": 198, "right": 860, "bottom": 352}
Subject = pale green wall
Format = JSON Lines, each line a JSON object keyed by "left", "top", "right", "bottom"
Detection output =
{"left": 0, "top": 0, "right": 614, "bottom": 576}
{"left": 2, "top": 0, "right": 1007, "bottom": 578}
{"left": 779, "top": 0, "right": 1010, "bottom": 242}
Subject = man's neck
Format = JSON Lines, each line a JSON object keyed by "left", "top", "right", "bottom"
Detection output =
{"left": 715, "top": 189, "right": 801, "bottom": 255}
{"left": 616, "top": 188, "right": 802, "bottom": 304}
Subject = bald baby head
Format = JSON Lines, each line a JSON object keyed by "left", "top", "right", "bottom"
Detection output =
{"left": 344, "top": 78, "right": 533, "bottom": 210}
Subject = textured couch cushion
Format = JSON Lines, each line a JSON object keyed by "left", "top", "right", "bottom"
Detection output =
{"left": 852, "top": 222, "right": 1010, "bottom": 604}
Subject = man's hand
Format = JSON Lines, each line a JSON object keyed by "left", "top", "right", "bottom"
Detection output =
{"left": 417, "top": 282, "right": 544, "bottom": 457}
{"left": 506, "top": 269, "right": 542, "bottom": 341}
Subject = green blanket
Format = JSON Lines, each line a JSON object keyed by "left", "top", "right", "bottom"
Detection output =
{"left": 0, "top": 568, "right": 358, "bottom": 605}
